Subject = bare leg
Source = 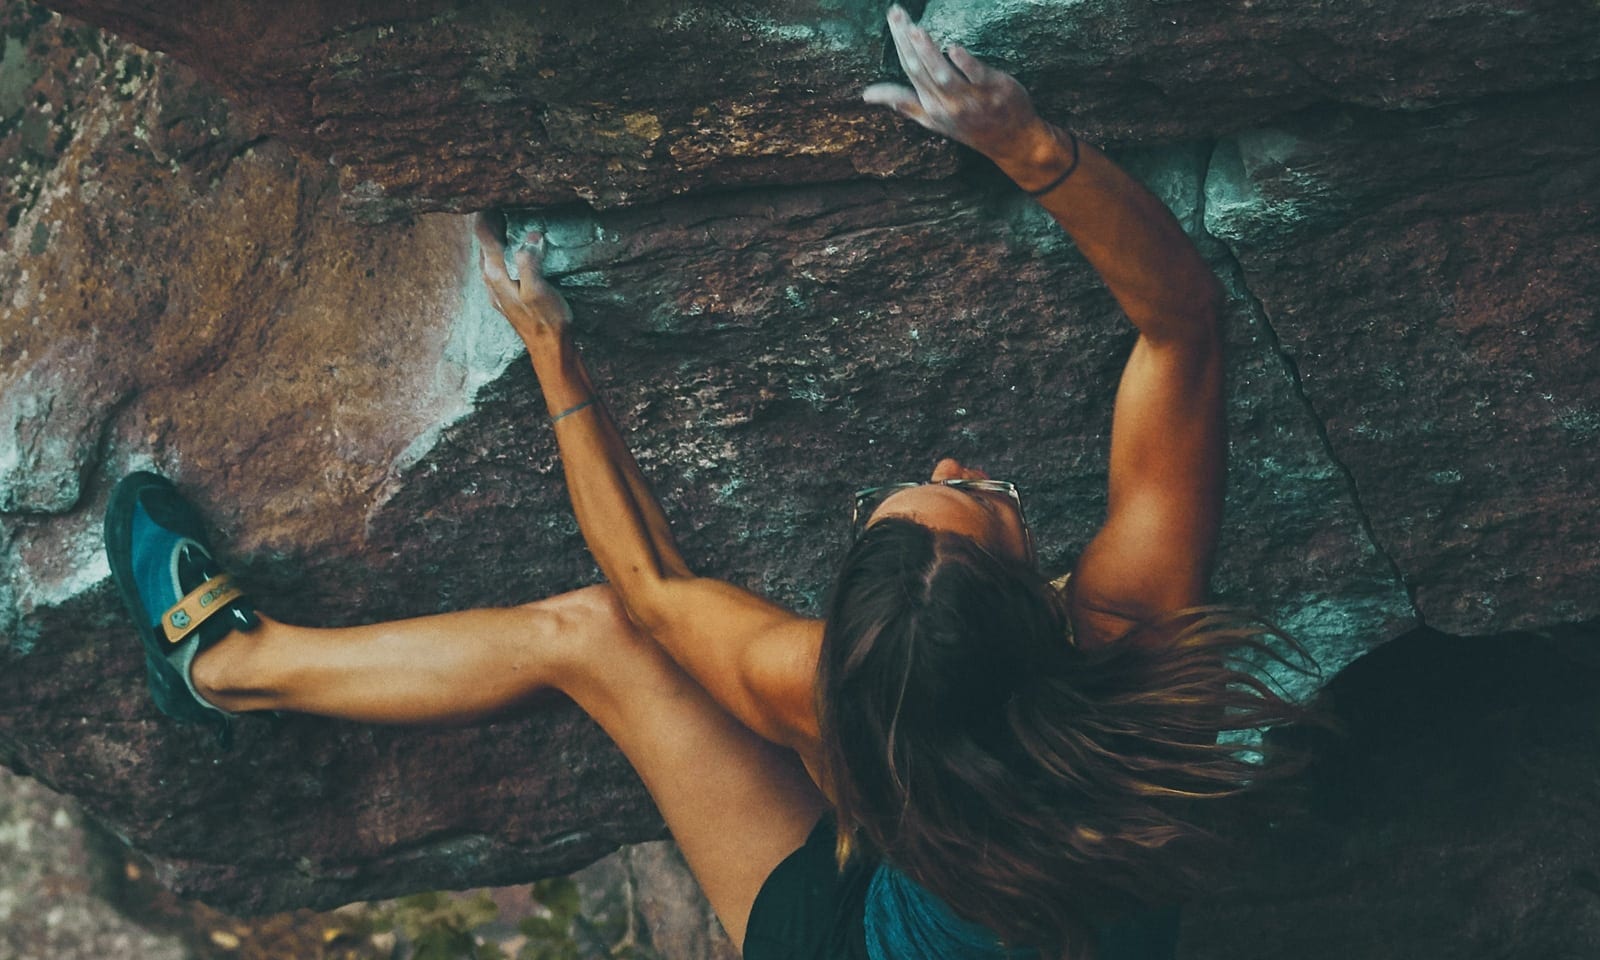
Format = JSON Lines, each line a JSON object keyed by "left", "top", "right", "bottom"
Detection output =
{"left": 553, "top": 586, "right": 829, "bottom": 949}
{"left": 191, "top": 594, "right": 595, "bottom": 723}
{"left": 190, "top": 584, "right": 827, "bottom": 951}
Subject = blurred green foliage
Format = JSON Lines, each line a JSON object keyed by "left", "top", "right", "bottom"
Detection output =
{"left": 334, "top": 876, "right": 647, "bottom": 960}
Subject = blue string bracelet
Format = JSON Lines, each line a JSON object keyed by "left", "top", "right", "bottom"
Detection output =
{"left": 1025, "top": 128, "right": 1081, "bottom": 198}
{"left": 550, "top": 398, "right": 596, "bottom": 423}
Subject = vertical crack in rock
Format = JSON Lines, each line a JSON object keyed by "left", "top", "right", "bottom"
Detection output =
{"left": 1196, "top": 142, "right": 1422, "bottom": 626}
{"left": 0, "top": 523, "right": 17, "bottom": 655}
{"left": 1247, "top": 305, "right": 1422, "bottom": 624}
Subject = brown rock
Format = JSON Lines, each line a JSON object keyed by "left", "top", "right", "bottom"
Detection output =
{"left": 39, "top": 0, "right": 958, "bottom": 218}
{"left": 1204, "top": 93, "right": 1600, "bottom": 633}
{"left": 34, "top": 0, "right": 1600, "bottom": 218}
{"left": 0, "top": 340, "right": 130, "bottom": 513}
{"left": 1, "top": 6, "right": 660, "bottom": 912}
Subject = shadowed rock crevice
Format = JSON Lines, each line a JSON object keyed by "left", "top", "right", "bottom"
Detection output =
{"left": 1201, "top": 218, "right": 1423, "bottom": 630}
{"left": 1185, "top": 618, "right": 1600, "bottom": 958}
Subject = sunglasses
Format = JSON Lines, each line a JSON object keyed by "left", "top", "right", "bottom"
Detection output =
{"left": 851, "top": 479, "right": 1035, "bottom": 560}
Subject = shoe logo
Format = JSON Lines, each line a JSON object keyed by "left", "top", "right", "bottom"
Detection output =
{"left": 170, "top": 610, "right": 192, "bottom": 629}
{"left": 198, "top": 584, "right": 227, "bottom": 608}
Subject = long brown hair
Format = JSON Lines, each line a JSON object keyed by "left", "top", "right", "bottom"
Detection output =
{"left": 815, "top": 518, "right": 1315, "bottom": 955}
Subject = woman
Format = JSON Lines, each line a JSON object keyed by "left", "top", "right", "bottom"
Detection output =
{"left": 106, "top": 6, "right": 1306, "bottom": 958}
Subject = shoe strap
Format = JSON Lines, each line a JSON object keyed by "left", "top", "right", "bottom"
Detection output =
{"left": 159, "top": 573, "right": 246, "bottom": 647}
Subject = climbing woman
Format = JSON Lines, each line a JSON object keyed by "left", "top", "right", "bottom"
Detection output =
{"left": 106, "top": 5, "right": 1308, "bottom": 959}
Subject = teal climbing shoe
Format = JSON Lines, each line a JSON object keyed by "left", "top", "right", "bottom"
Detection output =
{"left": 104, "top": 471, "right": 259, "bottom": 747}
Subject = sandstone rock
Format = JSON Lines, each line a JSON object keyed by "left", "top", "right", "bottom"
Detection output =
{"left": 618, "top": 842, "right": 738, "bottom": 960}
{"left": 923, "top": 0, "right": 1600, "bottom": 140}
{"left": 39, "top": 0, "right": 958, "bottom": 218}
{"left": 570, "top": 841, "right": 738, "bottom": 960}
{"left": 0, "top": 340, "right": 129, "bottom": 514}
{"left": 1, "top": 6, "right": 658, "bottom": 912}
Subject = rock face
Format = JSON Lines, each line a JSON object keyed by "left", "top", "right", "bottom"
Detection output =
{"left": 0, "top": 760, "right": 737, "bottom": 960}
{"left": 41, "top": 0, "right": 960, "bottom": 218}
{"left": 0, "top": 0, "right": 1596, "bottom": 923}
{"left": 1206, "top": 100, "right": 1600, "bottom": 632}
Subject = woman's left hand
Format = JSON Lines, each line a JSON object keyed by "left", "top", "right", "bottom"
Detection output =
{"left": 475, "top": 212, "right": 574, "bottom": 346}
{"left": 862, "top": 4, "right": 1047, "bottom": 167}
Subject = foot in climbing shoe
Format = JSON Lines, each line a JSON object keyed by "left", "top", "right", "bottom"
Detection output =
{"left": 104, "top": 471, "right": 259, "bottom": 746}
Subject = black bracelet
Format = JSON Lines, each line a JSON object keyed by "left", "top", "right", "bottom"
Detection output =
{"left": 1025, "top": 129, "right": 1081, "bottom": 198}
{"left": 550, "top": 398, "right": 596, "bottom": 423}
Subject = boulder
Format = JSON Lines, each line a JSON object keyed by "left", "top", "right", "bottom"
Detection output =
{"left": 0, "top": 0, "right": 1595, "bottom": 920}
{"left": 39, "top": 0, "right": 959, "bottom": 218}
{"left": 0, "top": 764, "right": 188, "bottom": 960}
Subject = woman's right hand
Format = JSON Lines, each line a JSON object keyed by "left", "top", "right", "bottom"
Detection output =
{"left": 862, "top": 4, "right": 1050, "bottom": 167}
{"left": 475, "top": 212, "right": 574, "bottom": 348}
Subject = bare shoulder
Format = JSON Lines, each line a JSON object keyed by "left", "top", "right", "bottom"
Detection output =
{"left": 1063, "top": 568, "right": 1181, "bottom": 654}
{"left": 743, "top": 615, "right": 826, "bottom": 749}
{"left": 641, "top": 577, "right": 824, "bottom": 750}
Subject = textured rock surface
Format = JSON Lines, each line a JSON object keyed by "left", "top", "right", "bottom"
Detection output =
{"left": 0, "top": 764, "right": 187, "bottom": 960}
{"left": 36, "top": 0, "right": 1600, "bottom": 217}
{"left": 572, "top": 841, "right": 738, "bottom": 960}
{"left": 0, "top": 760, "right": 734, "bottom": 960}
{"left": 1205, "top": 97, "right": 1600, "bottom": 633}
{"left": 1, "top": 0, "right": 1596, "bottom": 922}
{"left": 0, "top": 5, "right": 652, "bottom": 913}
{"left": 41, "top": 0, "right": 959, "bottom": 218}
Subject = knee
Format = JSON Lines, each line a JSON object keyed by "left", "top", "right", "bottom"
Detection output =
{"left": 525, "top": 583, "right": 652, "bottom": 681}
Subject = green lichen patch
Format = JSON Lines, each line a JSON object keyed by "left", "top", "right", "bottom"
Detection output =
{"left": 0, "top": 33, "right": 42, "bottom": 117}
{"left": 328, "top": 878, "right": 646, "bottom": 960}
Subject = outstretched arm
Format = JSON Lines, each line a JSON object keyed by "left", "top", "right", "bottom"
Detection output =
{"left": 867, "top": 5, "right": 1225, "bottom": 650}
{"left": 474, "top": 216, "right": 822, "bottom": 749}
